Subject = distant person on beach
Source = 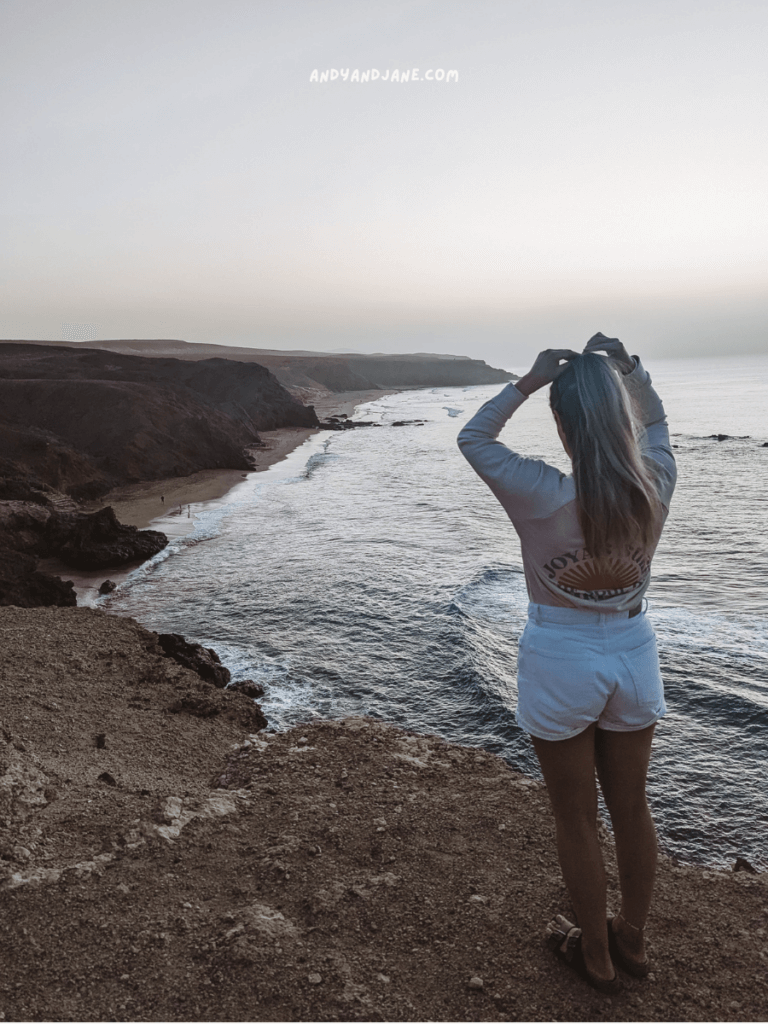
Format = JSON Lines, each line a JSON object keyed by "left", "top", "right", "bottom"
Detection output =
{"left": 458, "top": 333, "right": 676, "bottom": 994}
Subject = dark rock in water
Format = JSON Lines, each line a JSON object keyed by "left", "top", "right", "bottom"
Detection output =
{"left": 157, "top": 632, "right": 231, "bottom": 688}
{"left": 733, "top": 856, "right": 758, "bottom": 874}
{"left": 391, "top": 420, "right": 426, "bottom": 427}
{"left": 228, "top": 678, "right": 266, "bottom": 699}
{"left": 47, "top": 506, "right": 168, "bottom": 569}
{"left": 0, "top": 546, "right": 76, "bottom": 607}
{"left": 709, "top": 434, "right": 730, "bottom": 441}
{"left": 99, "top": 579, "right": 117, "bottom": 595}
{"left": 761, "top": 442, "right": 768, "bottom": 447}
{"left": 318, "top": 419, "right": 378, "bottom": 431}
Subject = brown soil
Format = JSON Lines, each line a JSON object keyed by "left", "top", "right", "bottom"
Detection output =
{"left": 1, "top": 607, "right": 766, "bottom": 1022}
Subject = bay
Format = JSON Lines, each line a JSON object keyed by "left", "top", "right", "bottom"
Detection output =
{"left": 106, "top": 354, "right": 768, "bottom": 869}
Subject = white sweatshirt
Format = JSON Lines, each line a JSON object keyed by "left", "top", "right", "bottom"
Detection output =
{"left": 457, "top": 357, "right": 677, "bottom": 612}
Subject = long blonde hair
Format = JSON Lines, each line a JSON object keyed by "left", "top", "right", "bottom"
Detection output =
{"left": 549, "top": 353, "right": 662, "bottom": 558}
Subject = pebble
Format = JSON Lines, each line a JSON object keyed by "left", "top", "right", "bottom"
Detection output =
{"left": 307, "top": 973, "right": 322, "bottom": 985}
{"left": 160, "top": 796, "right": 182, "bottom": 822}
{"left": 468, "top": 976, "right": 484, "bottom": 990}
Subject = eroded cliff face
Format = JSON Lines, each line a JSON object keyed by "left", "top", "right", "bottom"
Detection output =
{"left": 0, "top": 344, "right": 318, "bottom": 499}
{"left": 1, "top": 339, "right": 517, "bottom": 393}
{"left": 0, "top": 501, "right": 170, "bottom": 606}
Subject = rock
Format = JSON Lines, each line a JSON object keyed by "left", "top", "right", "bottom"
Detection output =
{"left": 761, "top": 442, "right": 768, "bottom": 447}
{"left": 47, "top": 506, "right": 168, "bottom": 570}
{"left": 709, "top": 434, "right": 730, "bottom": 441}
{"left": 170, "top": 690, "right": 268, "bottom": 732}
{"left": 99, "top": 579, "right": 117, "bottom": 594}
{"left": 391, "top": 420, "right": 426, "bottom": 427}
{"left": 160, "top": 796, "right": 183, "bottom": 822}
{"left": 228, "top": 679, "right": 265, "bottom": 699}
{"left": 733, "top": 856, "right": 758, "bottom": 874}
{"left": 468, "top": 976, "right": 484, "bottom": 990}
{"left": 307, "top": 973, "right": 322, "bottom": 985}
{"left": 0, "top": 546, "right": 77, "bottom": 607}
{"left": 318, "top": 419, "right": 379, "bottom": 431}
{"left": 168, "top": 693, "right": 221, "bottom": 718}
{"left": 0, "top": 500, "right": 52, "bottom": 554}
{"left": 157, "top": 633, "right": 231, "bottom": 688}
{"left": 95, "top": 733, "right": 106, "bottom": 749}
{"left": 97, "top": 771, "right": 117, "bottom": 787}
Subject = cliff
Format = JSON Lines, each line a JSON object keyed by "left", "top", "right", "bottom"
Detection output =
{"left": 0, "top": 605, "right": 764, "bottom": 1022}
{"left": 2, "top": 338, "right": 516, "bottom": 393}
{"left": 0, "top": 501, "right": 169, "bottom": 607}
{"left": 0, "top": 343, "right": 318, "bottom": 500}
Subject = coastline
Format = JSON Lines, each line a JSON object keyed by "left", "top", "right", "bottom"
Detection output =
{"left": 83, "top": 388, "right": 398, "bottom": 532}
{"left": 3, "top": 376, "right": 767, "bottom": 1019}
{"left": 47, "top": 389, "right": 399, "bottom": 604}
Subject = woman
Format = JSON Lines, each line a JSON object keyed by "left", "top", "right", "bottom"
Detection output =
{"left": 457, "top": 333, "right": 676, "bottom": 994}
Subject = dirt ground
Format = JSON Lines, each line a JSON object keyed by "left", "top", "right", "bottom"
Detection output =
{"left": 1, "top": 606, "right": 766, "bottom": 1023}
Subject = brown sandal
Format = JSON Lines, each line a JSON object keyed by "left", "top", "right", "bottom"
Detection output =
{"left": 546, "top": 916, "right": 623, "bottom": 995}
{"left": 607, "top": 915, "right": 651, "bottom": 978}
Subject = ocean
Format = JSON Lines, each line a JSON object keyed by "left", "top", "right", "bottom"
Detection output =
{"left": 104, "top": 354, "right": 768, "bottom": 870}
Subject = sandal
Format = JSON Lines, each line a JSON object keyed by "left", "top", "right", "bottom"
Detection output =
{"left": 607, "top": 915, "right": 650, "bottom": 978}
{"left": 546, "top": 915, "right": 623, "bottom": 995}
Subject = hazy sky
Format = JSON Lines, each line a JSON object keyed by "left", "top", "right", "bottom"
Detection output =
{"left": 1, "top": 0, "right": 766, "bottom": 365}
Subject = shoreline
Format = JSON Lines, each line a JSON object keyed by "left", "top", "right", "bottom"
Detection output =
{"left": 84, "top": 388, "right": 398, "bottom": 531}
{"left": 46, "top": 389, "right": 399, "bottom": 604}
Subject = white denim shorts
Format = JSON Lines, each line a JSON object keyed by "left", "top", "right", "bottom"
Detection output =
{"left": 515, "top": 601, "right": 666, "bottom": 742}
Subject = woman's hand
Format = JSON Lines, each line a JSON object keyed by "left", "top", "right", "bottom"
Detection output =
{"left": 583, "top": 333, "right": 634, "bottom": 374}
{"left": 515, "top": 349, "right": 579, "bottom": 396}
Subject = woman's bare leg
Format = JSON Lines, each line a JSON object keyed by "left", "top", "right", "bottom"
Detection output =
{"left": 531, "top": 724, "right": 614, "bottom": 981}
{"left": 594, "top": 724, "right": 657, "bottom": 965}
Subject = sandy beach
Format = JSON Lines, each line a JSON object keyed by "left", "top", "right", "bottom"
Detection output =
{"left": 40, "top": 389, "right": 397, "bottom": 604}
{"left": 82, "top": 388, "right": 396, "bottom": 532}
